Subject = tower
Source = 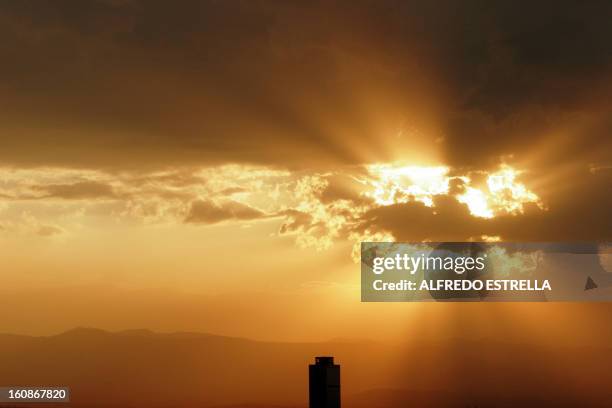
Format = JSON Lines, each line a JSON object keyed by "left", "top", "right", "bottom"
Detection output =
{"left": 309, "top": 356, "right": 340, "bottom": 408}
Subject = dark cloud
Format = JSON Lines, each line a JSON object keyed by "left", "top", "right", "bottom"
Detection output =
{"left": 31, "top": 181, "right": 117, "bottom": 199}
{"left": 278, "top": 209, "right": 313, "bottom": 235}
{"left": 36, "top": 225, "right": 64, "bottom": 237}
{"left": 1, "top": 0, "right": 609, "bottom": 170}
{"left": 218, "top": 187, "right": 248, "bottom": 196}
{"left": 184, "top": 199, "right": 266, "bottom": 224}
{"left": 363, "top": 197, "right": 488, "bottom": 242}
{"left": 364, "top": 169, "right": 611, "bottom": 241}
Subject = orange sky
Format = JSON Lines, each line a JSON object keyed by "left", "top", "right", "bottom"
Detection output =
{"left": 0, "top": 0, "right": 610, "bottom": 344}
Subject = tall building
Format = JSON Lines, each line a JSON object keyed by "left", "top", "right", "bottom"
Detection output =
{"left": 309, "top": 356, "right": 340, "bottom": 408}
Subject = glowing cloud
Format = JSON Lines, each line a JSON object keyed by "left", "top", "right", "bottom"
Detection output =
{"left": 279, "top": 175, "right": 371, "bottom": 251}
{"left": 457, "top": 166, "right": 542, "bottom": 218}
{"left": 0, "top": 163, "right": 544, "bottom": 255}
{"left": 364, "top": 163, "right": 542, "bottom": 219}
{"left": 365, "top": 164, "right": 450, "bottom": 207}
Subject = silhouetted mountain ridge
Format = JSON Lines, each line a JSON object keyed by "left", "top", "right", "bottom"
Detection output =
{"left": 0, "top": 328, "right": 610, "bottom": 407}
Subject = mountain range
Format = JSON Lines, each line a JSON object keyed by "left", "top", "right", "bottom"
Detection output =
{"left": 1, "top": 328, "right": 610, "bottom": 407}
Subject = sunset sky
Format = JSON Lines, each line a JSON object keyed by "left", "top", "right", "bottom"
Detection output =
{"left": 0, "top": 0, "right": 611, "bottom": 344}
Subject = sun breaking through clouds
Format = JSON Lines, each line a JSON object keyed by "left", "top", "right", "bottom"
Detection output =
{"left": 0, "top": 162, "right": 545, "bottom": 256}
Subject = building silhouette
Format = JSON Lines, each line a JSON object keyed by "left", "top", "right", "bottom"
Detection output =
{"left": 309, "top": 356, "right": 340, "bottom": 408}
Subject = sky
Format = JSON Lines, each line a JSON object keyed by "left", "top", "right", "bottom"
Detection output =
{"left": 0, "top": 0, "right": 611, "bottom": 341}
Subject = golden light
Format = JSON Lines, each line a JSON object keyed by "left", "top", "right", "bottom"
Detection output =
{"left": 365, "top": 164, "right": 450, "bottom": 207}
{"left": 457, "top": 165, "right": 542, "bottom": 218}
{"left": 364, "top": 162, "right": 542, "bottom": 219}
{"left": 457, "top": 186, "right": 494, "bottom": 218}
